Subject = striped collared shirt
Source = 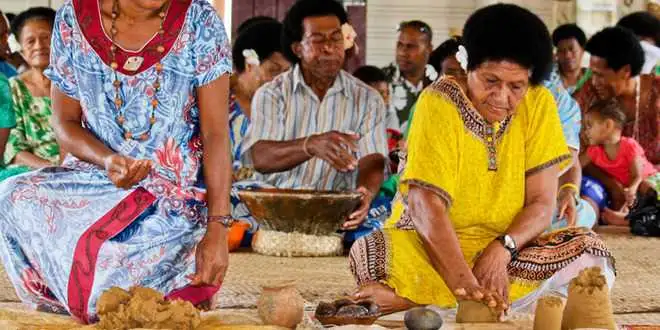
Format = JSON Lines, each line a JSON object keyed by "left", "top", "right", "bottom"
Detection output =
{"left": 242, "top": 64, "right": 388, "bottom": 191}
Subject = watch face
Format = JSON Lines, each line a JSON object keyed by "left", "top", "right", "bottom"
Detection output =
{"left": 504, "top": 235, "right": 515, "bottom": 249}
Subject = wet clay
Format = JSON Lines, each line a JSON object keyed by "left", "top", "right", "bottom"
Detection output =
{"left": 533, "top": 296, "right": 564, "bottom": 330}
{"left": 561, "top": 267, "right": 616, "bottom": 330}
{"left": 96, "top": 286, "right": 201, "bottom": 330}
{"left": 456, "top": 300, "right": 499, "bottom": 323}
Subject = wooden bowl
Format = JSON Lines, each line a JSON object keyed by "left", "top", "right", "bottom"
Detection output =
{"left": 236, "top": 188, "right": 362, "bottom": 235}
{"left": 316, "top": 314, "right": 379, "bottom": 326}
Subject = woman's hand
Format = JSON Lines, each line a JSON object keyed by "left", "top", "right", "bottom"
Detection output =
{"left": 452, "top": 277, "right": 508, "bottom": 316}
{"left": 471, "top": 241, "right": 511, "bottom": 307}
{"left": 343, "top": 186, "right": 374, "bottom": 230}
{"left": 104, "top": 154, "right": 152, "bottom": 189}
{"left": 190, "top": 223, "right": 229, "bottom": 286}
{"left": 557, "top": 189, "right": 577, "bottom": 227}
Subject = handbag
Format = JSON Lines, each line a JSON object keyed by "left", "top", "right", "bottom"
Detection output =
{"left": 627, "top": 190, "right": 660, "bottom": 237}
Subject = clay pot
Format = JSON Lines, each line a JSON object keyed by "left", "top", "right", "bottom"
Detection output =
{"left": 257, "top": 281, "right": 304, "bottom": 328}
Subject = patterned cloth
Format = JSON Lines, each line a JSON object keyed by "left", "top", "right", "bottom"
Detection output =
{"left": 241, "top": 64, "right": 388, "bottom": 191}
{"left": 0, "top": 0, "right": 231, "bottom": 323}
{"left": 0, "top": 78, "right": 59, "bottom": 181}
{"left": 383, "top": 63, "right": 436, "bottom": 130}
{"left": 349, "top": 77, "right": 614, "bottom": 308}
{"left": 550, "top": 64, "right": 591, "bottom": 96}
{"left": 228, "top": 95, "right": 249, "bottom": 172}
{"left": 0, "top": 61, "right": 17, "bottom": 79}
{"left": 0, "top": 73, "right": 14, "bottom": 129}
{"left": 574, "top": 75, "right": 659, "bottom": 164}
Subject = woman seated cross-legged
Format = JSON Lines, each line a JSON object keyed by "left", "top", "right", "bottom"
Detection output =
{"left": 349, "top": 4, "right": 615, "bottom": 318}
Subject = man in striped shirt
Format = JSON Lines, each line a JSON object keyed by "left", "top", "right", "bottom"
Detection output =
{"left": 241, "top": 0, "right": 388, "bottom": 229}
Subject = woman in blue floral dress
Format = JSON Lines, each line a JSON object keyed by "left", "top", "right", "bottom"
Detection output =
{"left": 0, "top": 0, "right": 233, "bottom": 324}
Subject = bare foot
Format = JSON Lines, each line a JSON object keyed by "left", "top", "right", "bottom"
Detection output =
{"left": 352, "top": 282, "right": 418, "bottom": 315}
{"left": 601, "top": 208, "right": 629, "bottom": 226}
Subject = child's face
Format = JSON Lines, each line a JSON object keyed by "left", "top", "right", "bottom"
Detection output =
{"left": 583, "top": 112, "right": 611, "bottom": 145}
{"left": 371, "top": 81, "right": 391, "bottom": 107}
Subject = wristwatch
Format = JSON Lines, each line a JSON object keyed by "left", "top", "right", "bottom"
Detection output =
{"left": 496, "top": 234, "right": 518, "bottom": 259}
{"left": 208, "top": 215, "right": 235, "bottom": 228}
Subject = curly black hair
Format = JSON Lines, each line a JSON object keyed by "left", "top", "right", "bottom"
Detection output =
{"left": 353, "top": 65, "right": 387, "bottom": 85}
{"left": 281, "top": 0, "right": 348, "bottom": 63}
{"left": 585, "top": 27, "right": 644, "bottom": 76}
{"left": 428, "top": 36, "right": 462, "bottom": 73}
{"left": 10, "top": 7, "right": 56, "bottom": 41}
{"left": 5, "top": 13, "right": 16, "bottom": 24}
{"left": 552, "top": 24, "right": 587, "bottom": 47}
{"left": 398, "top": 20, "right": 433, "bottom": 42}
{"left": 617, "top": 11, "right": 660, "bottom": 47}
{"left": 236, "top": 16, "right": 278, "bottom": 36}
{"left": 462, "top": 3, "right": 552, "bottom": 85}
{"left": 233, "top": 20, "right": 284, "bottom": 73}
{"left": 588, "top": 99, "right": 627, "bottom": 128}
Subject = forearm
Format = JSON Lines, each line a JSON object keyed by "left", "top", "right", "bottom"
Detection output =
{"left": 507, "top": 167, "right": 560, "bottom": 248}
{"left": 505, "top": 199, "right": 555, "bottom": 248}
{"left": 410, "top": 187, "right": 475, "bottom": 289}
{"left": 559, "top": 150, "right": 581, "bottom": 188}
{"left": 627, "top": 176, "right": 642, "bottom": 192}
{"left": 357, "top": 153, "right": 386, "bottom": 195}
{"left": 13, "top": 151, "right": 52, "bottom": 168}
{"left": 203, "top": 133, "right": 232, "bottom": 217}
{"left": 52, "top": 119, "right": 114, "bottom": 167}
{"left": 251, "top": 139, "right": 311, "bottom": 174}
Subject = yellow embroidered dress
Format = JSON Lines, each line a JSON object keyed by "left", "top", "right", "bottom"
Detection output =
{"left": 349, "top": 77, "right": 615, "bottom": 309}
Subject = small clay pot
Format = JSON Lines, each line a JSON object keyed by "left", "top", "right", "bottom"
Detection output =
{"left": 257, "top": 281, "right": 304, "bottom": 328}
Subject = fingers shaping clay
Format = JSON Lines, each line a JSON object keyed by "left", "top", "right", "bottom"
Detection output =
{"left": 561, "top": 267, "right": 616, "bottom": 330}
{"left": 456, "top": 300, "right": 499, "bottom": 323}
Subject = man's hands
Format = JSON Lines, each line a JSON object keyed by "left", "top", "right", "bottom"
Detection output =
{"left": 307, "top": 131, "right": 360, "bottom": 172}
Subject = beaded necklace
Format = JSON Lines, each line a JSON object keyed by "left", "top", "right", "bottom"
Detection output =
{"left": 109, "top": 0, "right": 168, "bottom": 141}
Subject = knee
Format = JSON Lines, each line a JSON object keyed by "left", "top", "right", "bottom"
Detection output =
{"left": 348, "top": 231, "right": 388, "bottom": 285}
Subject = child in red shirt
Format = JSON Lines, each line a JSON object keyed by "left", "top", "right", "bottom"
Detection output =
{"left": 580, "top": 99, "right": 659, "bottom": 226}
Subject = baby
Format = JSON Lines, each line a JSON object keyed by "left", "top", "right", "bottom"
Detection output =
{"left": 580, "top": 99, "right": 659, "bottom": 226}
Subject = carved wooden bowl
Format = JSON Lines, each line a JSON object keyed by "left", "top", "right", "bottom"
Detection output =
{"left": 236, "top": 188, "right": 362, "bottom": 235}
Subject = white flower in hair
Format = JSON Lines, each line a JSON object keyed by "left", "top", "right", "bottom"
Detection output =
{"left": 425, "top": 64, "right": 438, "bottom": 81}
{"left": 8, "top": 34, "right": 21, "bottom": 53}
{"left": 456, "top": 45, "right": 468, "bottom": 72}
{"left": 342, "top": 23, "right": 357, "bottom": 51}
{"left": 242, "top": 49, "right": 260, "bottom": 66}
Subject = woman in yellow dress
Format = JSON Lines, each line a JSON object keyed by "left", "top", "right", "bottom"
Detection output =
{"left": 349, "top": 4, "right": 615, "bottom": 317}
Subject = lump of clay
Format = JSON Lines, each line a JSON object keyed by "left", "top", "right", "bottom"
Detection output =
{"left": 456, "top": 300, "right": 499, "bottom": 323}
{"left": 96, "top": 286, "right": 201, "bottom": 330}
{"left": 315, "top": 301, "right": 337, "bottom": 317}
{"left": 357, "top": 301, "right": 379, "bottom": 315}
{"left": 404, "top": 307, "right": 443, "bottom": 330}
{"left": 534, "top": 296, "right": 564, "bottom": 330}
{"left": 336, "top": 304, "right": 370, "bottom": 318}
{"left": 562, "top": 267, "right": 616, "bottom": 330}
{"left": 96, "top": 287, "right": 131, "bottom": 316}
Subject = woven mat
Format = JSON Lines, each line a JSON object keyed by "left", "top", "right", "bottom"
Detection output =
{"left": 0, "top": 229, "right": 659, "bottom": 314}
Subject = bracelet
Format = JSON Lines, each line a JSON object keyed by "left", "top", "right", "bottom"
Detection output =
{"left": 208, "top": 215, "right": 234, "bottom": 228}
{"left": 559, "top": 183, "right": 579, "bottom": 194}
{"left": 303, "top": 135, "right": 314, "bottom": 157}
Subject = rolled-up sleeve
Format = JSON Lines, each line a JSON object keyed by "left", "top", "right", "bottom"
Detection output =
{"left": 357, "top": 90, "right": 388, "bottom": 159}
{"left": 240, "top": 84, "right": 285, "bottom": 165}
